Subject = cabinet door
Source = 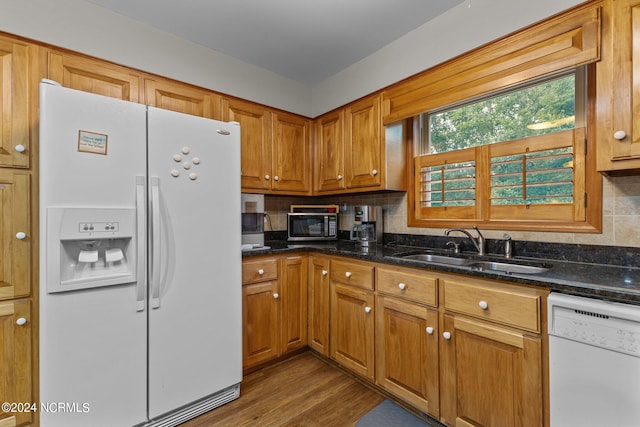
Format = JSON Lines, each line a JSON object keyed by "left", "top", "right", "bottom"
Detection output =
{"left": 272, "top": 112, "right": 311, "bottom": 193}
{"left": 609, "top": 0, "right": 640, "bottom": 164}
{"left": 0, "top": 300, "right": 32, "bottom": 427}
{"left": 48, "top": 51, "right": 141, "bottom": 101}
{"left": 0, "top": 36, "right": 32, "bottom": 168}
{"left": 224, "top": 99, "right": 272, "bottom": 191}
{"left": 375, "top": 296, "right": 439, "bottom": 417}
{"left": 345, "top": 95, "right": 382, "bottom": 189}
{"left": 314, "top": 110, "right": 345, "bottom": 192}
{"left": 308, "top": 256, "right": 330, "bottom": 356}
{"left": 330, "top": 283, "right": 374, "bottom": 380}
{"left": 280, "top": 256, "right": 307, "bottom": 353}
{"left": 145, "top": 78, "right": 222, "bottom": 119}
{"left": 0, "top": 170, "right": 30, "bottom": 300}
{"left": 440, "top": 314, "right": 543, "bottom": 427}
{"left": 242, "top": 281, "right": 280, "bottom": 369}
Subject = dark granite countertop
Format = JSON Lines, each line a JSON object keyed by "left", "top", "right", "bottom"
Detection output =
{"left": 242, "top": 239, "right": 640, "bottom": 305}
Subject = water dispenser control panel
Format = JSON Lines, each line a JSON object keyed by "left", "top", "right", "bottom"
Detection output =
{"left": 79, "top": 222, "right": 120, "bottom": 233}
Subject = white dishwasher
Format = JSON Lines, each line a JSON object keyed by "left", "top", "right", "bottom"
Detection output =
{"left": 548, "top": 293, "right": 640, "bottom": 427}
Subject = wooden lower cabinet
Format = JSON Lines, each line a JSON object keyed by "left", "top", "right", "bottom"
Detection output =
{"left": 0, "top": 299, "right": 32, "bottom": 427}
{"left": 280, "top": 256, "right": 308, "bottom": 353}
{"left": 242, "top": 255, "right": 307, "bottom": 371}
{"left": 242, "top": 280, "right": 280, "bottom": 369}
{"left": 330, "top": 282, "right": 375, "bottom": 380}
{"left": 375, "top": 295, "right": 439, "bottom": 416}
{"left": 439, "top": 314, "right": 544, "bottom": 427}
{"left": 307, "top": 256, "right": 330, "bottom": 356}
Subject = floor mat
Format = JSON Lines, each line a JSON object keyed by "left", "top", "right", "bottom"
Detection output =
{"left": 355, "top": 400, "right": 433, "bottom": 427}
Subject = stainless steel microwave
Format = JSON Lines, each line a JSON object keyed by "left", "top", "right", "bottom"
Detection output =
{"left": 287, "top": 212, "right": 338, "bottom": 241}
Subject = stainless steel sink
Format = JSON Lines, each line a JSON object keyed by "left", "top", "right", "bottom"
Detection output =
{"left": 400, "top": 253, "right": 474, "bottom": 266}
{"left": 396, "top": 252, "right": 550, "bottom": 274}
{"left": 469, "top": 261, "right": 549, "bottom": 274}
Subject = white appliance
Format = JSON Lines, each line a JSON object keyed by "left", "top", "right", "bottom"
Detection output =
{"left": 548, "top": 293, "right": 640, "bottom": 427}
{"left": 39, "top": 80, "right": 242, "bottom": 427}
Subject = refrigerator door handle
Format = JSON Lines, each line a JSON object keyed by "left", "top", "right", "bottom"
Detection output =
{"left": 150, "top": 176, "right": 161, "bottom": 309}
{"left": 135, "top": 176, "right": 146, "bottom": 312}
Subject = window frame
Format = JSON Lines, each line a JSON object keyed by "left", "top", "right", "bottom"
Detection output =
{"left": 406, "top": 62, "right": 601, "bottom": 233}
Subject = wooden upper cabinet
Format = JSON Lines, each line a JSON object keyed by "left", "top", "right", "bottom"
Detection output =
{"left": 224, "top": 98, "right": 272, "bottom": 191}
{"left": 48, "top": 51, "right": 141, "bottom": 102}
{"left": 272, "top": 112, "right": 311, "bottom": 193}
{"left": 0, "top": 36, "right": 33, "bottom": 168}
{"left": 0, "top": 170, "right": 31, "bottom": 301}
{"left": 314, "top": 94, "right": 405, "bottom": 194}
{"left": 145, "top": 78, "right": 222, "bottom": 119}
{"left": 314, "top": 110, "right": 346, "bottom": 192}
{"left": 345, "top": 95, "right": 382, "bottom": 189}
{"left": 597, "top": 0, "right": 640, "bottom": 173}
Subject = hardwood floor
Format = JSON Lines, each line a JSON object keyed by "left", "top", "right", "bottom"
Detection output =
{"left": 180, "top": 352, "right": 385, "bottom": 426}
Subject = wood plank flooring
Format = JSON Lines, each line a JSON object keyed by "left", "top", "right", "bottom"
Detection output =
{"left": 180, "top": 352, "right": 385, "bottom": 427}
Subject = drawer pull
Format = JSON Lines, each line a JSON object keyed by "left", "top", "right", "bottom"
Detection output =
{"left": 614, "top": 130, "right": 627, "bottom": 140}
{"left": 426, "top": 326, "right": 434, "bottom": 335}
{"left": 16, "top": 317, "right": 27, "bottom": 326}
{"left": 273, "top": 293, "right": 279, "bottom": 299}
{"left": 322, "top": 270, "right": 328, "bottom": 276}
{"left": 398, "top": 282, "right": 407, "bottom": 290}
{"left": 257, "top": 268, "right": 265, "bottom": 276}
{"left": 16, "top": 231, "right": 27, "bottom": 240}
{"left": 345, "top": 272, "right": 352, "bottom": 278}
{"left": 443, "top": 331, "right": 451, "bottom": 340}
{"left": 364, "top": 306, "right": 372, "bottom": 313}
{"left": 479, "top": 300, "right": 489, "bottom": 310}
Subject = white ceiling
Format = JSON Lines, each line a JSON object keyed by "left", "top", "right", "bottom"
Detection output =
{"left": 86, "top": 0, "right": 465, "bottom": 85}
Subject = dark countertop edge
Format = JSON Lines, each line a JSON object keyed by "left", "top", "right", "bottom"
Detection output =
{"left": 242, "top": 241, "right": 640, "bottom": 306}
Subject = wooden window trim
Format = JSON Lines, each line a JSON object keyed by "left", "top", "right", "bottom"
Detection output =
{"left": 407, "top": 64, "right": 601, "bottom": 233}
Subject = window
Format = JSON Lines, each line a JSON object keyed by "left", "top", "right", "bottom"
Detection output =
{"left": 411, "top": 67, "right": 599, "bottom": 232}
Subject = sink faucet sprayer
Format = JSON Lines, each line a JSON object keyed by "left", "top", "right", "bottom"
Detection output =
{"left": 444, "top": 226, "right": 485, "bottom": 256}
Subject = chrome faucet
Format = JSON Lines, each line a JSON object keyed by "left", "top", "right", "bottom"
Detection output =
{"left": 444, "top": 226, "right": 485, "bottom": 256}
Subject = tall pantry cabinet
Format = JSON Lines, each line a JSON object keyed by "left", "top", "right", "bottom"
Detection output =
{"left": 0, "top": 34, "right": 41, "bottom": 427}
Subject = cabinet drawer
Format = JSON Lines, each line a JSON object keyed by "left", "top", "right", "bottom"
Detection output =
{"left": 444, "top": 279, "right": 541, "bottom": 332}
{"left": 242, "top": 258, "right": 278, "bottom": 284}
{"left": 330, "top": 259, "right": 374, "bottom": 290}
{"left": 377, "top": 266, "right": 438, "bottom": 306}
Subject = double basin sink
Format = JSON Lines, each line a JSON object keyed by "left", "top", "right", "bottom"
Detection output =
{"left": 394, "top": 252, "right": 550, "bottom": 275}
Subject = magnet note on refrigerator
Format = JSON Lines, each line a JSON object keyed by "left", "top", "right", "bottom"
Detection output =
{"left": 78, "top": 130, "right": 108, "bottom": 155}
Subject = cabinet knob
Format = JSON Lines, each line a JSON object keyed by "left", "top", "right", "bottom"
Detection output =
{"left": 264, "top": 174, "right": 270, "bottom": 180}
{"left": 613, "top": 130, "right": 627, "bottom": 140}
{"left": 15, "top": 144, "right": 26, "bottom": 153}
{"left": 345, "top": 271, "right": 352, "bottom": 278}
{"left": 322, "top": 270, "right": 328, "bottom": 276}
{"left": 443, "top": 331, "right": 451, "bottom": 340}
{"left": 16, "top": 317, "right": 27, "bottom": 326}
{"left": 16, "top": 232, "right": 27, "bottom": 240}
{"left": 364, "top": 306, "right": 372, "bottom": 313}
{"left": 337, "top": 175, "right": 343, "bottom": 181}
{"left": 426, "top": 326, "right": 434, "bottom": 335}
{"left": 371, "top": 169, "right": 378, "bottom": 176}
{"left": 274, "top": 175, "right": 280, "bottom": 181}
{"left": 257, "top": 268, "right": 264, "bottom": 276}
{"left": 273, "top": 293, "right": 279, "bottom": 299}
{"left": 478, "top": 300, "right": 488, "bottom": 310}
{"left": 398, "top": 282, "right": 407, "bottom": 290}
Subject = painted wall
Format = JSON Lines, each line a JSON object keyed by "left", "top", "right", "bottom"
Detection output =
{"left": 0, "top": 0, "right": 584, "bottom": 117}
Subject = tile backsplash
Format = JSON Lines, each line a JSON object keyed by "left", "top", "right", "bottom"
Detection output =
{"left": 263, "top": 175, "right": 640, "bottom": 248}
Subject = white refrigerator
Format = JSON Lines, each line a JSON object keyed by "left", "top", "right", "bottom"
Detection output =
{"left": 39, "top": 80, "right": 242, "bottom": 427}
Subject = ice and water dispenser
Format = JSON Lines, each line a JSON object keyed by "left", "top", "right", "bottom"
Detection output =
{"left": 46, "top": 207, "right": 138, "bottom": 293}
